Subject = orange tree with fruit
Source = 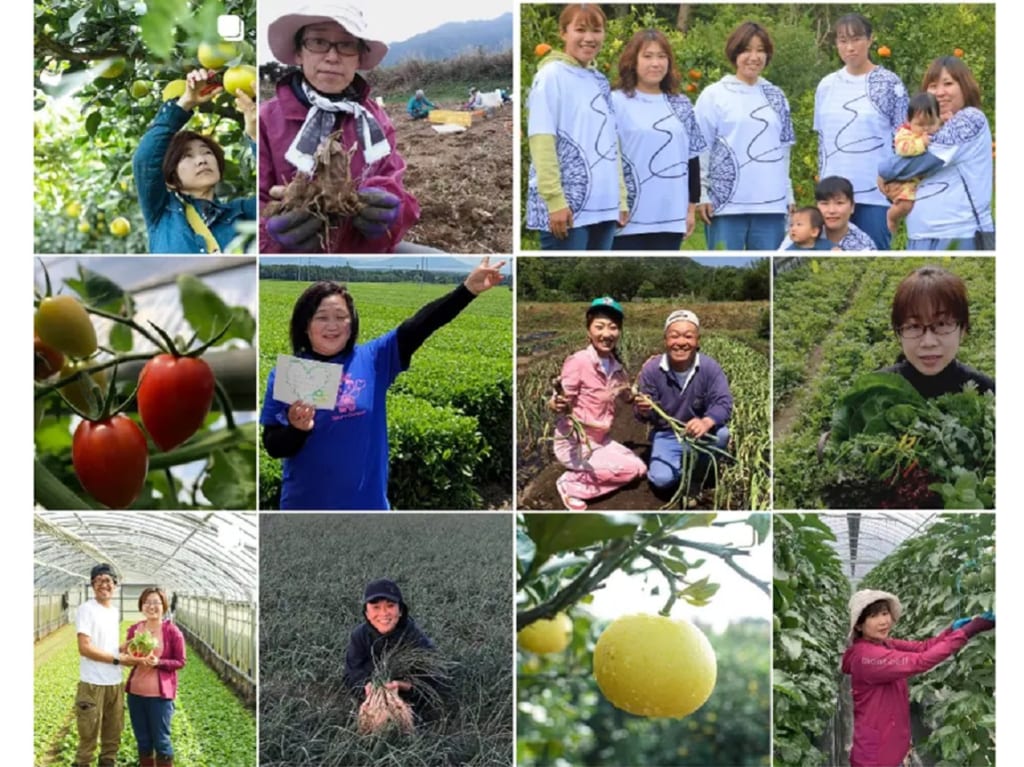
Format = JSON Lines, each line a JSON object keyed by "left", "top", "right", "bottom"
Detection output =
{"left": 34, "top": 0, "right": 256, "bottom": 253}
{"left": 519, "top": 4, "right": 994, "bottom": 248}
{"left": 516, "top": 512, "right": 771, "bottom": 767}
{"left": 34, "top": 259, "right": 257, "bottom": 510}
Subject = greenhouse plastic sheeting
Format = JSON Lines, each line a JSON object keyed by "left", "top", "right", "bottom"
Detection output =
{"left": 820, "top": 513, "right": 937, "bottom": 587}
{"left": 34, "top": 511, "right": 255, "bottom": 599}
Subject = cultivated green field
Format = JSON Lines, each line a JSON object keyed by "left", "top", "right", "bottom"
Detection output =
{"left": 773, "top": 256, "right": 995, "bottom": 509}
{"left": 259, "top": 513, "right": 514, "bottom": 767}
{"left": 258, "top": 280, "right": 514, "bottom": 510}
{"left": 518, "top": 300, "right": 770, "bottom": 510}
{"left": 34, "top": 622, "right": 256, "bottom": 766}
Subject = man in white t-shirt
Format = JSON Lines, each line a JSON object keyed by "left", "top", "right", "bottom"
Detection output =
{"left": 74, "top": 564, "right": 140, "bottom": 767}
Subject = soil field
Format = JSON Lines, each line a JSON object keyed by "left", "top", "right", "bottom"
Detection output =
{"left": 518, "top": 300, "right": 771, "bottom": 511}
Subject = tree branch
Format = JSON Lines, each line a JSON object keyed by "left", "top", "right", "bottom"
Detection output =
{"left": 661, "top": 535, "right": 770, "bottom": 596}
{"left": 35, "top": 31, "right": 124, "bottom": 63}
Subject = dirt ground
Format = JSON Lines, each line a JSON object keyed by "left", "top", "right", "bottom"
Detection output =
{"left": 392, "top": 104, "right": 513, "bottom": 254}
{"left": 518, "top": 406, "right": 721, "bottom": 512}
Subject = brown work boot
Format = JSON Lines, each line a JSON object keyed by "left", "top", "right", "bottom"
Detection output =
{"left": 156, "top": 755, "right": 174, "bottom": 767}
{"left": 139, "top": 752, "right": 157, "bottom": 766}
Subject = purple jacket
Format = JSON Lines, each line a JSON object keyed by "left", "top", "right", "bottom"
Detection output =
{"left": 258, "top": 73, "right": 420, "bottom": 253}
{"left": 841, "top": 629, "right": 971, "bottom": 766}
{"left": 126, "top": 620, "right": 187, "bottom": 700}
{"left": 635, "top": 352, "right": 732, "bottom": 432}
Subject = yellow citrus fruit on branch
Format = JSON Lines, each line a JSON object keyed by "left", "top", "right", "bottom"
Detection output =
{"left": 593, "top": 613, "right": 717, "bottom": 718}
{"left": 198, "top": 41, "right": 239, "bottom": 69}
{"left": 130, "top": 80, "right": 151, "bottom": 98}
{"left": 518, "top": 612, "right": 572, "bottom": 654}
{"left": 223, "top": 65, "right": 257, "bottom": 97}
{"left": 64, "top": 201, "right": 82, "bottom": 218}
{"left": 110, "top": 217, "right": 131, "bottom": 237}
{"left": 96, "top": 58, "right": 127, "bottom": 79}
{"left": 162, "top": 79, "right": 187, "bottom": 101}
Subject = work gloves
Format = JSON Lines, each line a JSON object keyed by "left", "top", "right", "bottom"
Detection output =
{"left": 954, "top": 611, "right": 995, "bottom": 638}
{"left": 353, "top": 187, "right": 401, "bottom": 239}
{"left": 264, "top": 187, "right": 401, "bottom": 250}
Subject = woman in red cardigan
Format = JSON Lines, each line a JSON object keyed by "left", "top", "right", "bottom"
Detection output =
{"left": 123, "top": 587, "right": 187, "bottom": 767}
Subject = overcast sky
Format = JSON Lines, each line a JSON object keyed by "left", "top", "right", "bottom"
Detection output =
{"left": 257, "top": 0, "right": 513, "bottom": 64}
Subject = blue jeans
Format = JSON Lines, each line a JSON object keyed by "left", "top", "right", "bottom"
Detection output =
{"left": 851, "top": 203, "right": 890, "bottom": 250}
{"left": 908, "top": 235, "right": 990, "bottom": 251}
{"left": 705, "top": 214, "right": 785, "bottom": 250}
{"left": 612, "top": 231, "right": 684, "bottom": 251}
{"left": 127, "top": 693, "right": 175, "bottom": 756}
{"left": 540, "top": 220, "right": 617, "bottom": 251}
{"left": 648, "top": 426, "right": 731, "bottom": 489}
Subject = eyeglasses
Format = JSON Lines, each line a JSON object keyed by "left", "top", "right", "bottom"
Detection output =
{"left": 836, "top": 35, "right": 867, "bottom": 46}
{"left": 142, "top": 600, "right": 164, "bottom": 607}
{"left": 896, "top": 319, "right": 961, "bottom": 339}
{"left": 302, "top": 37, "right": 362, "bottom": 57}
{"left": 93, "top": 577, "right": 116, "bottom": 586}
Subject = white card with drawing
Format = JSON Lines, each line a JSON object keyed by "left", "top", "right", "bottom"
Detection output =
{"left": 272, "top": 354, "right": 344, "bottom": 410}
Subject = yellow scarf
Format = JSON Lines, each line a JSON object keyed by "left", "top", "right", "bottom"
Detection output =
{"left": 181, "top": 198, "right": 221, "bottom": 253}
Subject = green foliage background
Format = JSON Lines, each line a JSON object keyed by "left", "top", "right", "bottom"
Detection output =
{"left": 519, "top": 4, "right": 995, "bottom": 249}
{"left": 772, "top": 256, "right": 995, "bottom": 509}
{"left": 258, "top": 278, "right": 513, "bottom": 510}
{"left": 517, "top": 513, "right": 772, "bottom": 766}
{"left": 772, "top": 514, "right": 848, "bottom": 767}
{"left": 859, "top": 514, "right": 995, "bottom": 767}
{"left": 34, "top": 0, "right": 257, "bottom": 253}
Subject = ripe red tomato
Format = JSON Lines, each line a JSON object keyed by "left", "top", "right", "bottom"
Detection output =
{"left": 35, "top": 295, "right": 98, "bottom": 358}
{"left": 72, "top": 415, "right": 149, "bottom": 508}
{"left": 137, "top": 354, "right": 215, "bottom": 450}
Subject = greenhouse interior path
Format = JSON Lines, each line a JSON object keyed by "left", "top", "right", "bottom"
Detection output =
{"left": 35, "top": 623, "right": 256, "bottom": 767}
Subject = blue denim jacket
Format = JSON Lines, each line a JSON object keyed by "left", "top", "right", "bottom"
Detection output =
{"left": 133, "top": 101, "right": 257, "bottom": 253}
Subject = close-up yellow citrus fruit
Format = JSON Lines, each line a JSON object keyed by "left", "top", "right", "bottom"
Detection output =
{"left": 518, "top": 612, "right": 572, "bottom": 654}
{"left": 110, "top": 217, "right": 131, "bottom": 237}
{"left": 64, "top": 201, "right": 82, "bottom": 218}
{"left": 77, "top": 221, "right": 92, "bottom": 234}
{"left": 593, "top": 613, "right": 717, "bottom": 718}
{"left": 223, "top": 65, "right": 257, "bottom": 98}
{"left": 198, "top": 41, "right": 239, "bottom": 69}
{"left": 162, "top": 79, "right": 187, "bottom": 101}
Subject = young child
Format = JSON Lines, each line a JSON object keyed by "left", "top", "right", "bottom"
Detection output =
{"left": 785, "top": 206, "right": 838, "bottom": 250}
{"left": 879, "top": 93, "right": 945, "bottom": 233}
{"left": 815, "top": 176, "right": 877, "bottom": 251}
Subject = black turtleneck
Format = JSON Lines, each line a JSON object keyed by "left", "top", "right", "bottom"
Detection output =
{"left": 262, "top": 283, "right": 477, "bottom": 458}
{"left": 879, "top": 358, "right": 994, "bottom": 399}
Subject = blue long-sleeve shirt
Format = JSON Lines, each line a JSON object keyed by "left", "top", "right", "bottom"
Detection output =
{"left": 132, "top": 100, "right": 257, "bottom": 253}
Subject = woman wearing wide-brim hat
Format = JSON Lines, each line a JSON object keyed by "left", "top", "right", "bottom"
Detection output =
{"left": 841, "top": 589, "right": 994, "bottom": 767}
{"left": 259, "top": 2, "right": 423, "bottom": 253}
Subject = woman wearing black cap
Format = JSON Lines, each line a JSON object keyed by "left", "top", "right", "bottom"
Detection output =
{"left": 343, "top": 579, "right": 440, "bottom": 721}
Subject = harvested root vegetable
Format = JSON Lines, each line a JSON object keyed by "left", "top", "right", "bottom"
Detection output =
{"left": 263, "top": 131, "right": 366, "bottom": 248}
{"left": 357, "top": 685, "right": 414, "bottom": 735}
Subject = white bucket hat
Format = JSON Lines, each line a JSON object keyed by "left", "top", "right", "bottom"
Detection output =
{"left": 267, "top": 2, "right": 388, "bottom": 70}
{"left": 847, "top": 589, "right": 902, "bottom": 642}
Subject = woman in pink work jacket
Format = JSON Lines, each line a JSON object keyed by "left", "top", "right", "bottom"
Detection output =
{"left": 123, "top": 587, "right": 187, "bottom": 767}
{"left": 841, "top": 589, "right": 993, "bottom": 767}
{"left": 549, "top": 297, "right": 646, "bottom": 510}
{"left": 259, "top": 3, "right": 421, "bottom": 253}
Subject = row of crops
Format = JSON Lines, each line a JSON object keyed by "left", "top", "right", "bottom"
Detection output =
{"left": 773, "top": 257, "right": 995, "bottom": 509}
{"left": 517, "top": 300, "right": 769, "bottom": 510}
{"left": 258, "top": 280, "right": 513, "bottom": 509}
{"left": 34, "top": 622, "right": 256, "bottom": 766}
{"left": 773, "top": 513, "right": 995, "bottom": 767}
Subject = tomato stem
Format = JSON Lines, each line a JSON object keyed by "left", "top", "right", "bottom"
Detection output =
{"left": 214, "top": 378, "right": 236, "bottom": 430}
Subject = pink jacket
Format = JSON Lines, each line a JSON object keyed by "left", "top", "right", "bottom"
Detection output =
{"left": 557, "top": 345, "right": 630, "bottom": 444}
{"left": 126, "top": 620, "right": 187, "bottom": 700}
{"left": 258, "top": 73, "right": 420, "bottom": 253}
{"left": 841, "top": 628, "right": 969, "bottom": 766}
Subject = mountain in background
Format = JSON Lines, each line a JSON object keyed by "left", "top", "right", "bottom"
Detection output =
{"left": 382, "top": 13, "right": 513, "bottom": 65}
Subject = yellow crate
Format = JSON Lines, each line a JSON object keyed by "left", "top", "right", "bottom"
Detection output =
{"left": 428, "top": 110, "right": 473, "bottom": 127}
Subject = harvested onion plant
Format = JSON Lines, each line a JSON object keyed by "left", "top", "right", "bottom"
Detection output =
{"left": 357, "top": 644, "right": 457, "bottom": 737}
{"left": 262, "top": 131, "right": 366, "bottom": 249}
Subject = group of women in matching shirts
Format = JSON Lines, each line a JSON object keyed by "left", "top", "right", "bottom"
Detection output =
{"left": 526, "top": 5, "right": 995, "bottom": 252}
